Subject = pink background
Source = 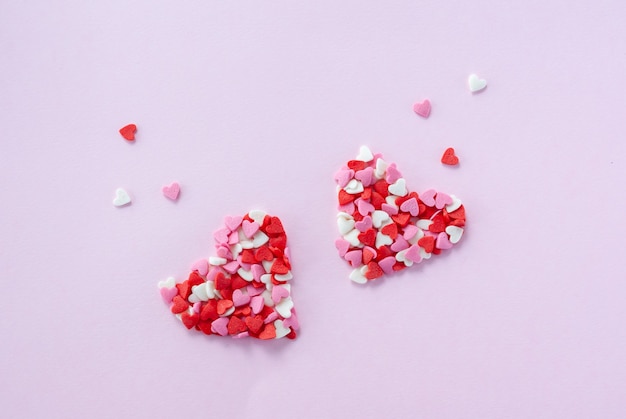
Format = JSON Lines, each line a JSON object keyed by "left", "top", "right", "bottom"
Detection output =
{"left": 2, "top": 1, "right": 626, "bottom": 418}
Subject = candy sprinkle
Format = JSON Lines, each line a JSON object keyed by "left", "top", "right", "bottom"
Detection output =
{"left": 335, "top": 146, "right": 466, "bottom": 284}
{"left": 441, "top": 147, "right": 459, "bottom": 166}
{"left": 119, "top": 124, "right": 137, "bottom": 141}
{"left": 158, "top": 211, "right": 298, "bottom": 340}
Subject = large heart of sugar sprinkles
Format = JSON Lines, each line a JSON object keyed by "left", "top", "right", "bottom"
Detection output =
{"left": 158, "top": 210, "right": 299, "bottom": 340}
{"left": 334, "top": 146, "right": 466, "bottom": 284}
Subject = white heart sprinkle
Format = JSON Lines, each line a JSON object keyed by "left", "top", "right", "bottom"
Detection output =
{"left": 375, "top": 232, "right": 393, "bottom": 248}
{"left": 395, "top": 249, "right": 413, "bottom": 267}
{"left": 344, "top": 179, "right": 364, "bottom": 194}
{"left": 208, "top": 256, "right": 227, "bottom": 265}
{"left": 237, "top": 267, "right": 254, "bottom": 281}
{"left": 274, "top": 320, "right": 291, "bottom": 338}
{"left": 275, "top": 297, "right": 294, "bottom": 318}
{"left": 343, "top": 229, "right": 361, "bottom": 247}
{"left": 158, "top": 276, "right": 175, "bottom": 289}
{"left": 375, "top": 158, "right": 388, "bottom": 179}
{"left": 349, "top": 266, "right": 368, "bottom": 284}
{"left": 112, "top": 188, "right": 131, "bottom": 207}
{"left": 445, "top": 225, "right": 464, "bottom": 244}
{"left": 388, "top": 178, "right": 407, "bottom": 197}
{"left": 371, "top": 210, "right": 390, "bottom": 228}
{"left": 416, "top": 219, "right": 433, "bottom": 230}
{"left": 191, "top": 284, "right": 209, "bottom": 301}
{"left": 468, "top": 74, "right": 487, "bottom": 92}
{"left": 446, "top": 195, "right": 462, "bottom": 213}
{"left": 356, "top": 145, "right": 374, "bottom": 162}
{"left": 275, "top": 271, "right": 293, "bottom": 281}
{"left": 251, "top": 231, "right": 269, "bottom": 248}
{"left": 337, "top": 216, "right": 355, "bottom": 235}
{"left": 248, "top": 210, "right": 267, "bottom": 224}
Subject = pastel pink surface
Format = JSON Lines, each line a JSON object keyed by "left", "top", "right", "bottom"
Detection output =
{"left": 2, "top": 1, "right": 626, "bottom": 419}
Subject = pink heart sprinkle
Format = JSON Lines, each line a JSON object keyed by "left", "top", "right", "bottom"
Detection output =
{"left": 251, "top": 264, "right": 265, "bottom": 282}
{"left": 211, "top": 317, "right": 229, "bottom": 336}
{"left": 222, "top": 260, "right": 240, "bottom": 274}
{"left": 233, "top": 332, "right": 249, "bottom": 339}
{"left": 282, "top": 312, "right": 299, "bottom": 330}
{"left": 232, "top": 289, "right": 251, "bottom": 307}
{"left": 216, "top": 245, "right": 232, "bottom": 260}
{"left": 334, "top": 168, "right": 355, "bottom": 188}
{"left": 162, "top": 182, "right": 180, "bottom": 200}
{"left": 224, "top": 215, "right": 243, "bottom": 232}
{"left": 355, "top": 216, "right": 373, "bottom": 232}
{"left": 435, "top": 192, "right": 453, "bottom": 209}
{"left": 247, "top": 285, "right": 264, "bottom": 297}
{"left": 190, "top": 259, "right": 209, "bottom": 276}
{"left": 400, "top": 197, "right": 419, "bottom": 216}
{"left": 436, "top": 232, "right": 453, "bottom": 250}
{"left": 338, "top": 202, "right": 355, "bottom": 214}
{"left": 385, "top": 163, "right": 402, "bottom": 184}
{"left": 378, "top": 256, "right": 396, "bottom": 275}
{"left": 421, "top": 189, "right": 436, "bottom": 206}
{"left": 264, "top": 312, "right": 278, "bottom": 324}
{"left": 381, "top": 203, "right": 399, "bottom": 215}
{"left": 357, "top": 199, "right": 375, "bottom": 216}
{"left": 271, "top": 285, "right": 289, "bottom": 303}
{"left": 192, "top": 302, "right": 202, "bottom": 314}
{"left": 405, "top": 245, "right": 422, "bottom": 263}
{"left": 228, "top": 231, "right": 239, "bottom": 245}
{"left": 390, "top": 236, "right": 409, "bottom": 252}
{"left": 403, "top": 224, "right": 419, "bottom": 241}
{"left": 344, "top": 250, "right": 363, "bottom": 267}
{"left": 413, "top": 99, "right": 431, "bottom": 118}
{"left": 250, "top": 295, "right": 264, "bottom": 314}
{"left": 160, "top": 287, "right": 177, "bottom": 303}
{"left": 213, "top": 228, "right": 230, "bottom": 245}
{"left": 354, "top": 167, "right": 374, "bottom": 187}
{"left": 241, "top": 220, "right": 260, "bottom": 238}
{"left": 335, "top": 239, "right": 350, "bottom": 257}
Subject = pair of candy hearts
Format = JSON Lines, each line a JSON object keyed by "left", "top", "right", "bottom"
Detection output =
{"left": 160, "top": 147, "right": 466, "bottom": 340}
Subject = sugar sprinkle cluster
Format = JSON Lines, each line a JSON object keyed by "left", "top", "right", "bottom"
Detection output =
{"left": 335, "top": 146, "right": 466, "bottom": 283}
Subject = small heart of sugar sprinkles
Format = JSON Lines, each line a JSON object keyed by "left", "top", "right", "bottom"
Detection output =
{"left": 335, "top": 146, "right": 466, "bottom": 284}
{"left": 158, "top": 211, "right": 299, "bottom": 340}
{"left": 441, "top": 147, "right": 459, "bottom": 166}
{"left": 119, "top": 124, "right": 137, "bottom": 141}
{"left": 412, "top": 99, "right": 431, "bottom": 118}
{"left": 468, "top": 74, "right": 487, "bottom": 93}
{"left": 162, "top": 182, "right": 180, "bottom": 200}
{"left": 112, "top": 188, "right": 131, "bottom": 207}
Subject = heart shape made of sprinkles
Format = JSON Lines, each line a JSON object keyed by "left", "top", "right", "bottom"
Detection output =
{"left": 158, "top": 210, "right": 299, "bottom": 340}
{"left": 334, "top": 146, "right": 466, "bottom": 284}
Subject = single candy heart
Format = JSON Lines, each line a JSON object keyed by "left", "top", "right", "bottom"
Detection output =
{"left": 158, "top": 211, "right": 298, "bottom": 340}
{"left": 119, "top": 123, "right": 137, "bottom": 141}
{"left": 112, "top": 188, "right": 131, "bottom": 207}
{"left": 468, "top": 74, "right": 487, "bottom": 93}
{"left": 335, "top": 146, "right": 466, "bottom": 284}
{"left": 441, "top": 147, "right": 459, "bottom": 166}
{"left": 412, "top": 99, "right": 431, "bottom": 118}
{"left": 162, "top": 182, "right": 180, "bottom": 200}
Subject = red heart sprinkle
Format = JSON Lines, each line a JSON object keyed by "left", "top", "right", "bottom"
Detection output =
{"left": 119, "top": 124, "right": 136, "bottom": 141}
{"left": 441, "top": 147, "right": 459, "bottom": 165}
{"left": 418, "top": 236, "right": 435, "bottom": 253}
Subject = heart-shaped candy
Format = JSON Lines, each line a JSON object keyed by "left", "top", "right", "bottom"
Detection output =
{"left": 162, "top": 182, "right": 180, "bottom": 200}
{"left": 159, "top": 211, "right": 298, "bottom": 340}
{"left": 112, "top": 188, "right": 131, "bottom": 207}
{"left": 335, "top": 147, "right": 466, "bottom": 283}
{"left": 441, "top": 147, "right": 459, "bottom": 166}
{"left": 119, "top": 123, "right": 137, "bottom": 141}
{"left": 413, "top": 99, "right": 431, "bottom": 118}
{"left": 468, "top": 74, "right": 487, "bottom": 93}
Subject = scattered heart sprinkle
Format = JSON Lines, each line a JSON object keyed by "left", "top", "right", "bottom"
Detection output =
{"left": 335, "top": 146, "right": 466, "bottom": 284}
{"left": 412, "top": 99, "right": 431, "bottom": 118}
{"left": 158, "top": 211, "right": 299, "bottom": 340}
{"left": 119, "top": 124, "right": 137, "bottom": 141}
{"left": 468, "top": 74, "right": 487, "bottom": 93}
{"left": 441, "top": 147, "right": 459, "bottom": 166}
{"left": 162, "top": 182, "right": 180, "bottom": 201}
{"left": 112, "top": 188, "right": 131, "bottom": 207}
